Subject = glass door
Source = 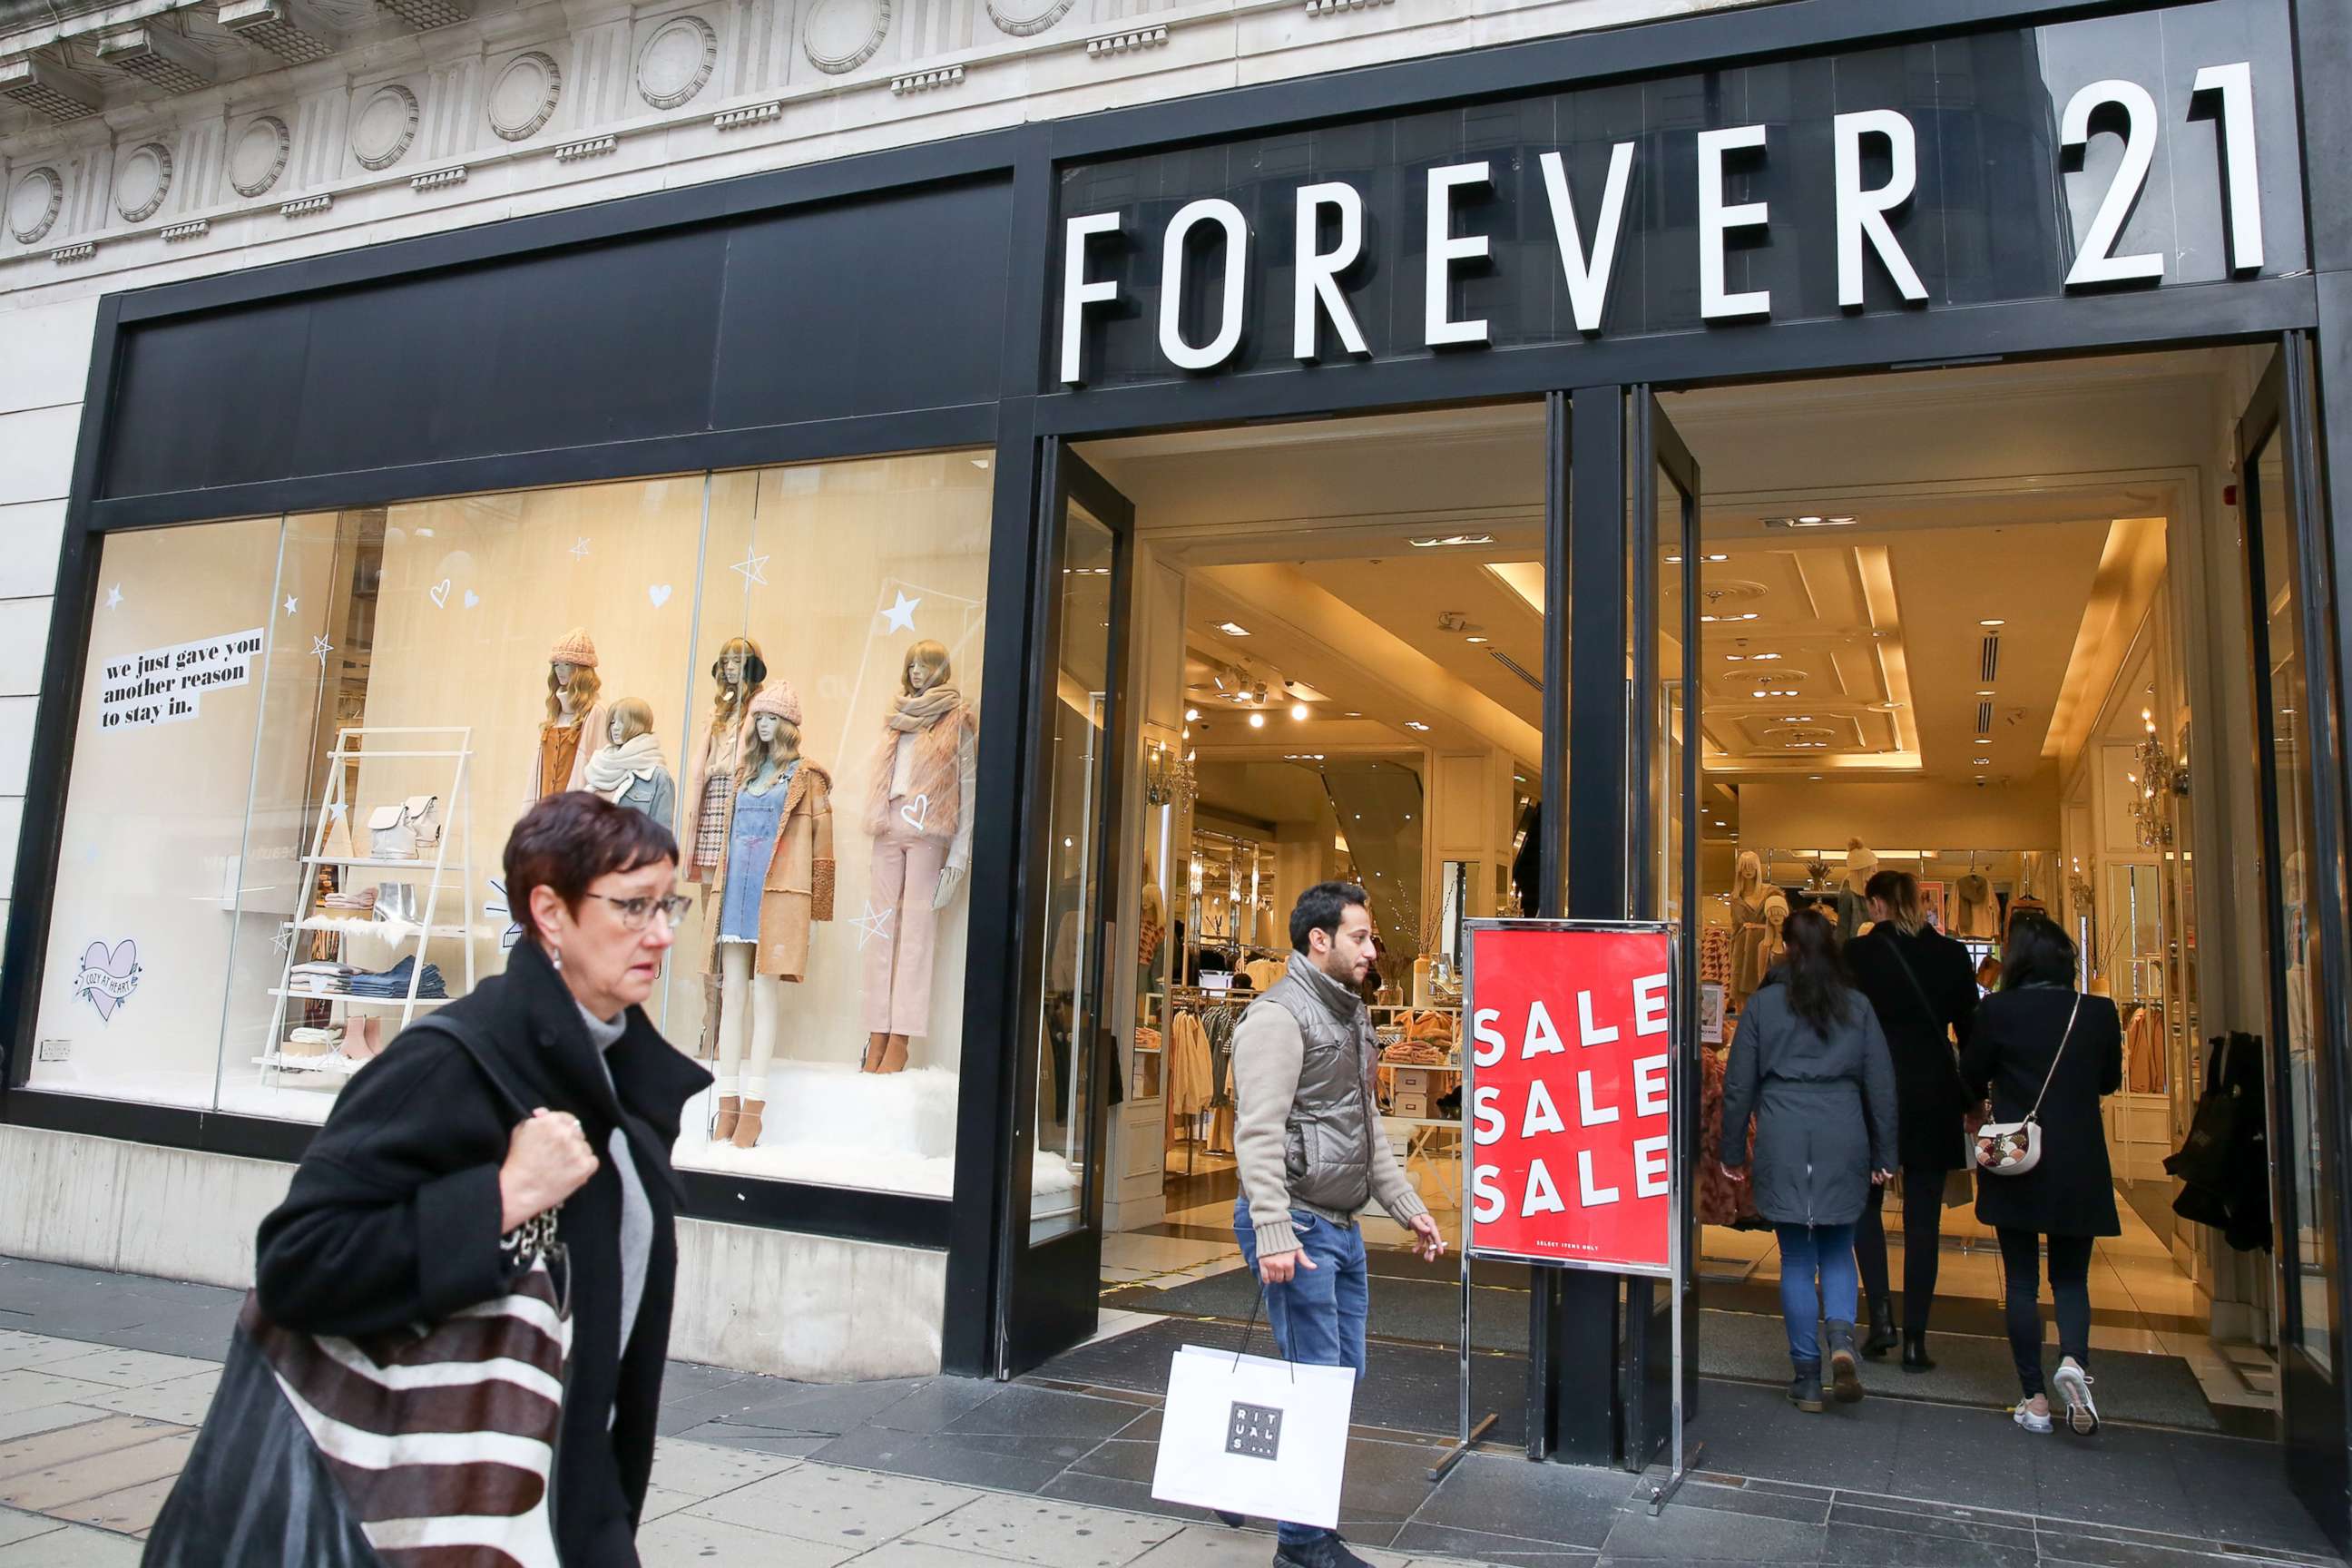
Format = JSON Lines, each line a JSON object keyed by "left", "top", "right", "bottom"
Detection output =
{"left": 994, "top": 441, "right": 1136, "bottom": 1376}
{"left": 2238, "top": 339, "right": 2350, "bottom": 1547}
{"left": 1626, "top": 388, "right": 1702, "bottom": 1468}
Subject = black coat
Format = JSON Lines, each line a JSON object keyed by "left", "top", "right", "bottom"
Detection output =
{"left": 255, "top": 942, "right": 711, "bottom": 1566}
{"left": 1961, "top": 986, "right": 2123, "bottom": 1237}
{"left": 1719, "top": 973, "right": 1898, "bottom": 1228}
{"left": 1847, "top": 924, "right": 1980, "bottom": 1171}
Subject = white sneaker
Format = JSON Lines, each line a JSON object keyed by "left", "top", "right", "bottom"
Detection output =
{"left": 2054, "top": 1358, "right": 2100, "bottom": 1435}
{"left": 2013, "top": 1400, "right": 2053, "bottom": 1434}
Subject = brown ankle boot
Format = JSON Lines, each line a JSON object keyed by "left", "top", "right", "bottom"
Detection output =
{"left": 879, "top": 1034, "right": 910, "bottom": 1073}
{"left": 730, "top": 1100, "right": 765, "bottom": 1149}
{"left": 711, "top": 1095, "right": 740, "bottom": 1142}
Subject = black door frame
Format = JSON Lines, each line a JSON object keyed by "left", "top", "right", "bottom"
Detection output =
{"left": 2238, "top": 338, "right": 2352, "bottom": 1545}
{"left": 988, "top": 439, "right": 1139, "bottom": 1377}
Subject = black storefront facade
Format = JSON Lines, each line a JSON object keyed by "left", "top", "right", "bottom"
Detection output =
{"left": 8, "top": 0, "right": 2352, "bottom": 1546}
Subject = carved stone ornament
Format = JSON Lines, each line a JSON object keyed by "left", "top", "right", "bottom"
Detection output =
{"left": 636, "top": 15, "right": 716, "bottom": 110}
{"left": 488, "top": 50, "right": 564, "bottom": 140}
{"left": 350, "top": 83, "right": 420, "bottom": 172}
{"left": 985, "top": 0, "right": 1074, "bottom": 38}
{"left": 7, "top": 165, "right": 63, "bottom": 244}
{"left": 230, "top": 115, "right": 291, "bottom": 198}
{"left": 802, "top": 0, "right": 889, "bottom": 74}
{"left": 113, "top": 142, "right": 173, "bottom": 224}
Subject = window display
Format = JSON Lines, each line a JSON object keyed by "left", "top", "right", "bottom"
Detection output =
{"left": 30, "top": 451, "right": 996, "bottom": 1199}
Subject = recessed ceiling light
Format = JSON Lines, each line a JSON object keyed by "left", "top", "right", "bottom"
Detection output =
{"left": 1664, "top": 554, "right": 1684, "bottom": 564}
{"left": 1249, "top": 712, "right": 1266, "bottom": 729}
{"left": 1290, "top": 702, "right": 1309, "bottom": 720}
{"left": 1798, "top": 515, "right": 1823, "bottom": 524}
{"left": 1218, "top": 622, "right": 1252, "bottom": 637}
{"left": 971, "top": 457, "right": 992, "bottom": 470}
{"left": 1779, "top": 715, "right": 1814, "bottom": 722}
{"left": 1808, "top": 774, "right": 1823, "bottom": 780}
{"left": 1724, "top": 654, "right": 1746, "bottom": 662}
{"left": 1184, "top": 707, "right": 1200, "bottom": 721}
{"left": 1409, "top": 534, "right": 1497, "bottom": 548}
{"left": 1406, "top": 720, "right": 1431, "bottom": 732}
{"left": 1976, "top": 689, "right": 1995, "bottom": 697}
{"left": 1344, "top": 710, "right": 1362, "bottom": 718}
{"left": 1466, "top": 635, "right": 1488, "bottom": 644}
{"left": 1978, "top": 619, "right": 2005, "bottom": 628}
{"left": 1974, "top": 757, "right": 1992, "bottom": 765}
{"left": 1705, "top": 553, "right": 1730, "bottom": 562}
{"left": 1750, "top": 652, "right": 1782, "bottom": 661}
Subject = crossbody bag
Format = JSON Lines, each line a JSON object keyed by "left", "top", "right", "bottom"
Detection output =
{"left": 1975, "top": 993, "right": 2082, "bottom": 1177}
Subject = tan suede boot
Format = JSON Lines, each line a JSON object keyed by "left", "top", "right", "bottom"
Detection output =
{"left": 711, "top": 1095, "right": 740, "bottom": 1142}
{"left": 861, "top": 1034, "right": 889, "bottom": 1073}
{"left": 879, "top": 1034, "right": 910, "bottom": 1073}
{"left": 730, "top": 1100, "right": 765, "bottom": 1150}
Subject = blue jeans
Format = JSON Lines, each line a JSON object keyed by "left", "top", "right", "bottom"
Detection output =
{"left": 1775, "top": 1221, "right": 1858, "bottom": 1363}
{"left": 1234, "top": 1198, "right": 1367, "bottom": 1548}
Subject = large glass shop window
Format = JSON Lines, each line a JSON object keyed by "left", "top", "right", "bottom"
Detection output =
{"left": 29, "top": 453, "right": 994, "bottom": 1198}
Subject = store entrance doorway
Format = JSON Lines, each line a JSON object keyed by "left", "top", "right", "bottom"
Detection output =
{"left": 1641, "top": 343, "right": 2337, "bottom": 1519}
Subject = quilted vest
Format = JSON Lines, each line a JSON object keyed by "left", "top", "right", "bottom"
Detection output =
{"left": 1254, "top": 953, "right": 1377, "bottom": 1217}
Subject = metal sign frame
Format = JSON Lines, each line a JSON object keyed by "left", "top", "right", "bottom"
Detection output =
{"left": 1450, "top": 916, "right": 1700, "bottom": 1508}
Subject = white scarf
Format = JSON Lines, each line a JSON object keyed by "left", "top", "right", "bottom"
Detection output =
{"left": 584, "top": 732, "right": 666, "bottom": 799}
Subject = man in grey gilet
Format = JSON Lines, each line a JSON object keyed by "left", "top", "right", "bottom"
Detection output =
{"left": 1229, "top": 880, "right": 1446, "bottom": 1568}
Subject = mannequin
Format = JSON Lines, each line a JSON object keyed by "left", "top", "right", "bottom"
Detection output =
{"left": 1760, "top": 891, "right": 1790, "bottom": 973}
{"left": 1728, "top": 848, "right": 1769, "bottom": 1004}
{"left": 584, "top": 698, "right": 676, "bottom": 830}
{"left": 524, "top": 629, "right": 607, "bottom": 807}
{"left": 681, "top": 638, "right": 769, "bottom": 886}
{"left": 1139, "top": 857, "right": 1167, "bottom": 1006}
{"left": 1837, "top": 839, "right": 1878, "bottom": 941}
{"left": 859, "top": 640, "right": 978, "bottom": 1074}
{"left": 704, "top": 682, "right": 835, "bottom": 1148}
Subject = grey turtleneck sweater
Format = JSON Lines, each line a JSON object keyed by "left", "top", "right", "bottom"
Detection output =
{"left": 574, "top": 1002, "right": 652, "bottom": 1354}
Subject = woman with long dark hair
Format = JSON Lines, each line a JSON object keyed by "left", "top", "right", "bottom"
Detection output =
{"left": 1720, "top": 907, "right": 1898, "bottom": 1411}
{"left": 1962, "top": 914, "right": 2123, "bottom": 1436}
{"left": 1845, "top": 867, "right": 1980, "bottom": 1369}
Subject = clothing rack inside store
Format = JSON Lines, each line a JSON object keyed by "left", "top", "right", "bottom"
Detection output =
{"left": 1163, "top": 984, "right": 1247, "bottom": 1174}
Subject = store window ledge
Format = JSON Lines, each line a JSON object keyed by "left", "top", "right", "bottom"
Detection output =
{"left": 0, "top": 1089, "right": 955, "bottom": 1250}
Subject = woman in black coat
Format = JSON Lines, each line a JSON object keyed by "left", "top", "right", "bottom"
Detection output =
{"left": 1720, "top": 908, "right": 1898, "bottom": 1412}
{"left": 1844, "top": 868, "right": 1979, "bottom": 1369}
{"left": 254, "top": 794, "right": 711, "bottom": 1564}
{"left": 1961, "top": 914, "right": 2122, "bottom": 1438}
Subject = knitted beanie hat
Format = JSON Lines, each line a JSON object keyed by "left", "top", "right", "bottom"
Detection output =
{"left": 749, "top": 681, "right": 802, "bottom": 728}
{"left": 548, "top": 628, "right": 599, "bottom": 669}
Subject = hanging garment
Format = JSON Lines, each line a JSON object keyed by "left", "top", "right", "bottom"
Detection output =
{"left": 1699, "top": 926, "right": 1731, "bottom": 985}
{"left": 1728, "top": 891, "right": 1770, "bottom": 1002}
{"left": 1695, "top": 1046, "right": 1759, "bottom": 1228}
{"left": 1953, "top": 873, "right": 2001, "bottom": 940}
{"left": 1242, "top": 956, "right": 1288, "bottom": 992}
{"left": 2125, "top": 1004, "right": 2165, "bottom": 1093}
{"left": 2167, "top": 1031, "right": 2273, "bottom": 1251}
{"left": 1167, "top": 1011, "right": 1216, "bottom": 1115}
{"left": 2004, "top": 897, "right": 2049, "bottom": 945}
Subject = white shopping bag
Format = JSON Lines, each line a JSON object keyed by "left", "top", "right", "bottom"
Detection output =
{"left": 1151, "top": 1344, "right": 1357, "bottom": 1528}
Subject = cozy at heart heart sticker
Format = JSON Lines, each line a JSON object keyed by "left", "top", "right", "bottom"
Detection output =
{"left": 71, "top": 939, "right": 141, "bottom": 1023}
{"left": 427, "top": 579, "right": 452, "bottom": 609}
{"left": 647, "top": 583, "right": 673, "bottom": 608}
{"left": 899, "top": 794, "right": 930, "bottom": 831}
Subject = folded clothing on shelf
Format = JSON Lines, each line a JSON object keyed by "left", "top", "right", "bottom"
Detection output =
{"left": 280, "top": 1026, "right": 341, "bottom": 1059}
{"left": 343, "top": 956, "right": 447, "bottom": 1001}
{"left": 290, "top": 961, "right": 357, "bottom": 995}
{"left": 318, "top": 887, "right": 378, "bottom": 911}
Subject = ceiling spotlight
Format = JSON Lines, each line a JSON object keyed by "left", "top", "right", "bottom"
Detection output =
{"left": 1798, "top": 515, "right": 1823, "bottom": 524}
{"left": 1664, "top": 554, "right": 1684, "bottom": 564}
{"left": 1218, "top": 622, "right": 1252, "bottom": 637}
{"left": 1978, "top": 618, "right": 2005, "bottom": 628}
{"left": 1409, "top": 534, "right": 1497, "bottom": 548}
{"left": 1750, "top": 652, "right": 1782, "bottom": 661}
{"left": 1974, "top": 757, "right": 1992, "bottom": 765}
{"left": 1406, "top": 720, "right": 1432, "bottom": 732}
{"left": 1252, "top": 681, "right": 1269, "bottom": 704}
{"left": 1184, "top": 707, "right": 1200, "bottom": 722}
{"left": 1290, "top": 702, "right": 1309, "bottom": 721}
{"left": 1466, "top": 635, "right": 1489, "bottom": 644}
{"left": 1976, "top": 689, "right": 1996, "bottom": 697}
{"left": 1808, "top": 774, "right": 1823, "bottom": 780}
{"left": 1705, "top": 553, "right": 1730, "bottom": 562}
{"left": 1249, "top": 712, "right": 1266, "bottom": 729}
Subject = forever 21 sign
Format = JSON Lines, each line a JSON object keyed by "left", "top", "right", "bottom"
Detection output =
{"left": 1053, "top": 1, "right": 2298, "bottom": 387}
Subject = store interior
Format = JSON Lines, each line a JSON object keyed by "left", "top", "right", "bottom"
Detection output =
{"left": 1073, "top": 348, "right": 2290, "bottom": 1436}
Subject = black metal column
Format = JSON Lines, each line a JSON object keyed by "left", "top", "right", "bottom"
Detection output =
{"left": 1525, "top": 385, "right": 1631, "bottom": 1465}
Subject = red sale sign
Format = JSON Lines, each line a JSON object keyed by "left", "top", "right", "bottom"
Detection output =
{"left": 1463, "top": 922, "right": 1679, "bottom": 1276}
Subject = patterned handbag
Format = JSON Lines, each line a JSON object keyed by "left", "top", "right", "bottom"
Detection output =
{"left": 144, "top": 1016, "right": 572, "bottom": 1568}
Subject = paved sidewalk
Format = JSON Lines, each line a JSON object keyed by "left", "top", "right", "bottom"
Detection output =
{"left": 0, "top": 1255, "right": 2338, "bottom": 1567}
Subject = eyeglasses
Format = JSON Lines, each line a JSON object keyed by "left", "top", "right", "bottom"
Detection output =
{"left": 584, "top": 892, "right": 694, "bottom": 930}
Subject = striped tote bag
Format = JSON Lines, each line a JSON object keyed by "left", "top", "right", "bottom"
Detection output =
{"left": 145, "top": 1020, "right": 573, "bottom": 1568}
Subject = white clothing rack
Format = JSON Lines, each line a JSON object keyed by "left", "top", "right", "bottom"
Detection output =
{"left": 259, "top": 726, "right": 477, "bottom": 1085}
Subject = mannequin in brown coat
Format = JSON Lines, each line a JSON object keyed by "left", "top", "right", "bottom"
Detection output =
{"left": 702, "top": 683, "right": 835, "bottom": 1149}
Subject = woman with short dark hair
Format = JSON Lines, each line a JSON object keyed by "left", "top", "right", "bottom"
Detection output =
{"left": 1962, "top": 914, "right": 2123, "bottom": 1436}
{"left": 1720, "top": 907, "right": 1898, "bottom": 1412}
{"left": 249, "top": 791, "right": 712, "bottom": 1563}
